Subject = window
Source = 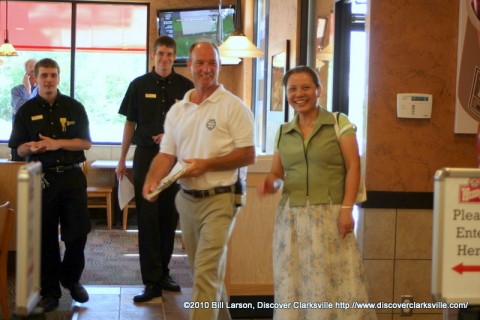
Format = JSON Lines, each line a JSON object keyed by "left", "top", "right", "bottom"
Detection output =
{"left": 346, "top": 1, "right": 367, "bottom": 156}
{"left": 0, "top": 1, "right": 148, "bottom": 143}
{"left": 252, "top": 0, "right": 269, "bottom": 152}
{"left": 252, "top": 1, "right": 367, "bottom": 155}
{"left": 314, "top": 0, "right": 367, "bottom": 155}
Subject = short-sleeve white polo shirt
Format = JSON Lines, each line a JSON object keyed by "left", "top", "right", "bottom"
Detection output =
{"left": 161, "top": 85, "right": 254, "bottom": 190}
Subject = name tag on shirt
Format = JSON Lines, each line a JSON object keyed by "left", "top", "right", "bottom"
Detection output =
{"left": 31, "top": 115, "right": 43, "bottom": 121}
{"left": 145, "top": 93, "right": 157, "bottom": 98}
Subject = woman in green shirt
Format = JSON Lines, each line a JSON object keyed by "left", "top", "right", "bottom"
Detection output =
{"left": 258, "top": 66, "right": 376, "bottom": 319}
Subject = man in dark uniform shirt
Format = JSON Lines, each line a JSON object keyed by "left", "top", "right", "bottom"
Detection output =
{"left": 116, "top": 36, "right": 194, "bottom": 302}
{"left": 9, "top": 58, "right": 92, "bottom": 312}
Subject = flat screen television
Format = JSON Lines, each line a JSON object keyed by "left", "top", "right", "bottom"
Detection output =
{"left": 157, "top": 5, "right": 235, "bottom": 65}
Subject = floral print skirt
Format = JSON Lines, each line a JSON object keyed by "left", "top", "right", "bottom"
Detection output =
{"left": 273, "top": 202, "right": 377, "bottom": 320}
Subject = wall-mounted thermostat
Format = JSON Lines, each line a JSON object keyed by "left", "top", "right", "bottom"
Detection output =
{"left": 396, "top": 93, "right": 433, "bottom": 119}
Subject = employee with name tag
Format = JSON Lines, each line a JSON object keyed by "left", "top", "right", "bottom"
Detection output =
{"left": 116, "top": 36, "right": 194, "bottom": 302}
{"left": 8, "top": 58, "right": 92, "bottom": 312}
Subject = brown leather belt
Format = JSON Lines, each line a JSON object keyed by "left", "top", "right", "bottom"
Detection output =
{"left": 182, "top": 186, "right": 234, "bottom": 198}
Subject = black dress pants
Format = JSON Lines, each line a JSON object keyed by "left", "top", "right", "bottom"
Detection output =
{"left": 40, "top": 168, "right": 91, "bottom": 298}
{"left": 133, "top": 146, "right": 179, "bottom": 285}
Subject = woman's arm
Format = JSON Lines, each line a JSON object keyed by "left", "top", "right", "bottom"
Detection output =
{"left": 337, "top": 134, "right": 361, "bottom": 239}
{"left": 257, "top": 152, "right": 284, "bottom": 195}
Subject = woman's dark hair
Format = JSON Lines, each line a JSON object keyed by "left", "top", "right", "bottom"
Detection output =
{"left": 283, "top": 65, "right": 321, "bottom": 88}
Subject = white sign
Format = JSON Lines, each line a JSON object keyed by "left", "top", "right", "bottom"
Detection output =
{"left": 432, "top": 168, "right": 480, "bottom": 303}
{"left": 15, "top": 162, "right": 42, "bottom": 316}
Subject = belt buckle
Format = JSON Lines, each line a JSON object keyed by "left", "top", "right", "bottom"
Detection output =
{"left": 196, "top": 190, "right": 209, "bottom": 198}
{"left": 56, "top": 166, "right": 64, "bottom": 173}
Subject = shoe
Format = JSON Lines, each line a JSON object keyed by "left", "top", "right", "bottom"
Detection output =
{"left": 133, "top": 283, "right": 162, "bottom": 303}
{"left": 160, "top": 274, "right": 181, "bottom": 292}
{"left": 38, "top": 296, "right": 59, "bottom": 312}
{"left": 65, "top": 283, "right": 89, "bottom": 303}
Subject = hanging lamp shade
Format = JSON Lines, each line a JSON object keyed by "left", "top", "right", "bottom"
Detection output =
{"left": 216, "top": 1, "right": 241, "bottom": 64}
{"left": 0, "top": 39, "right": 18, "bottom": 56}
{"left": 219, "top": 33, "right": 263, "bottom": 58}
{"left": 0, "top": 0, "right": 18, "bottom": 57}
{"left": 218, "top": 0, "right": 263, "bottom": 58}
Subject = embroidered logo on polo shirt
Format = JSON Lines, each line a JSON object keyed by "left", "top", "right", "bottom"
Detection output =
{"left": 206, "top": 119, "right": 216, "bottom": 130}
{"left": 60, "top": 118, "right": 67, "bottom": 132}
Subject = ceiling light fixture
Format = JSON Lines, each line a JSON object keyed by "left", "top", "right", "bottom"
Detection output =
{"left": 218, "top": 0, "right": 263, "bottom": 59}
{"left": 0, "top": 0, "right": 18, "bottom": 56}
{"left": 216, "top": 0, "right": 241, "bottom": 65}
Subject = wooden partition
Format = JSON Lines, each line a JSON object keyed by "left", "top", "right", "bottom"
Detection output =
{"left": 225, "top": 173, "right": 280, "bottom": 296}
{"left": 0, "top": 161, "right": 27, "bottom": 250}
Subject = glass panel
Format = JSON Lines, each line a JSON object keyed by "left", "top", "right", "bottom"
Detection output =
{"left": 352, "top": 0, "right": 367, "bottom": 14}
{"left": 74, "top": 51, "right": 146, "bottom": 143}
{"left": 8, "top": 2, "right": 72, "bottom": 49}
{"left": 0, "top": 2, "right": 72, "bottom": 141}
{"left": 0, "top": 2, "right": 147, "bottom": 143}
{"left": 253, "top": 0, "right": 268, "bottom": 152}
{"left": 74, "top": 3, "right": 147, "bottom": 143}
{"left": 349, "top": 31, "right": 367, "bottom": 156}
{"left": 76, "top": 4, "right": 147, "bottom": 52}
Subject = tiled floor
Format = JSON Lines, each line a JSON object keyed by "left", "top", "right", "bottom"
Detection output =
{"left": 68, "top": 286, "right": 272, "bottom": 320}
{"left": 71, "top": 285, "right": 190, "bottom": 320}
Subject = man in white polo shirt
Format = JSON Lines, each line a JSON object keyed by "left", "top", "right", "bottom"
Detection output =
{"left": 143, "top": 41, "right": 255, "bottom": 320}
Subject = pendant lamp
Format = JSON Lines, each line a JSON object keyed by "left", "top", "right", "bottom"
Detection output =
{"left": 0, "top": 0, "right": 18, "bottom": 56}
{"left": 218, "top": 0, "right": 263, "bottom": 58}
{"left": 216, "top": 0, "right": 241, "bottom": 64}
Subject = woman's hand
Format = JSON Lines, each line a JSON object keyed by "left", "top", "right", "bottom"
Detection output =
{"left": 337, "top": 207, "right": 355, "bottom": 239}
{"left": 257, "top": 175, "right": 283, "bottom": 196}
{"left": 258, "top": 152, "right": 284, "bottom": 196}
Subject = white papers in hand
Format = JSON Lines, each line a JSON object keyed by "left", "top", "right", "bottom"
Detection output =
{"left": 118, "top": 176, "right": 135, "bottom": 210}
{"left": 146, "top": 162, "right": 187, "bottom": 201}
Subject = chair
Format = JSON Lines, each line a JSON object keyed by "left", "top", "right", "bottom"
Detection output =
{"left": 82, "top": 162, "right": 114, "bottom": 229}
{"left": 0, "top": 201, "right": 15, "bottom": 320}
{"left": 122, "top": 198, "right": 136, "bottom": 231}
{"left": 87, "top": 185, "right": 113, "bottom": 229}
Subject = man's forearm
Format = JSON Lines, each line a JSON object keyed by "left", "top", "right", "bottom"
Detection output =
{"left": 146, "top": 153, "right": 176, "bottom": 185}
{"left": 119, "top": 121, "right": 135, "bottom": 161}
{"left": 206, "top": 146, "right": 256, "bottom": 171}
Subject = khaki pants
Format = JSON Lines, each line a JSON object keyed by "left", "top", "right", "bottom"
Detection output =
{"left": 175, "top": 190, "right": 238, "bottom": 320}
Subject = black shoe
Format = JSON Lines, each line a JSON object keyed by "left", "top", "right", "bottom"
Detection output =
{"left": 133, "top": 284, "right": 162, "bottom": 303}
{"left": 160, "top": 274, "right": 181, "bottom": 292}
{"left": 38, "top": 296, "right": 59, "bottom": 312}
{"left": 64, "top": 283, "right": 89, "bottom": 303}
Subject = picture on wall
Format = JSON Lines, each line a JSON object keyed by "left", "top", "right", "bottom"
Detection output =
{"left": 316, "top": 16, "right": 329, "bottom": 50}
{"left": 454, "top": 0, "right": 480, "bottom": 133}
{"left": 269, "top": 40, "right": 290, "bottom": 121}
{"left": 270, "top": 56, "right": 286, "bottom": 112}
